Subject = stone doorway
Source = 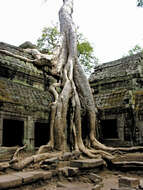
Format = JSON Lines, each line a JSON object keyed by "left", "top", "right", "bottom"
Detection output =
{"left": 2, "top": 119, "right": 24, "bottom": 147}
{"left": 101, "top": 119, "right": 118, "bottom": 139}
{"left": 34, "top": 122, "right": 49, "bottom": 147}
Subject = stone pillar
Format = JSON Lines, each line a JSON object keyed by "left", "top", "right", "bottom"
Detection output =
{"left": 0, "top": 116, "right": 3, "bottom": 146}
{"left": 26, "top": 116, "right": 35, "bottom": 150}
{"left": 117, "top": 115, "right": 124, "bottom": 141}
{"left": 23, "top": 119, "right": 28, "bottom": 146}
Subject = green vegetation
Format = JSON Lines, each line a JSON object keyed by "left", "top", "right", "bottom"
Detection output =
{"left": 128, "top": 45, "right": 143, "bottom": 55}
{"left": 37, "top": 25, "right": 60, "bottom": 54}
{"left": 37, "top": 24, "right": 98, "bottom": 75}
{"left": 77, "top": 31, "right": 98, "bottom": 75}
{"left": 137, "top": 0, "right": 143, "bottom": 7}
{"left": 123, "top": 44, "right": 143, "bottom": 57}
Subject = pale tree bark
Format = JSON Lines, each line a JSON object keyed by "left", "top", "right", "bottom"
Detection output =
{"left": 6, "top": 0, "right": 143, "bottom": 170}
{"left": 36, "top": 0, "right": 143, "bottom": 157}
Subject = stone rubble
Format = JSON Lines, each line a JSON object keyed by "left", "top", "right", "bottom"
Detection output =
{"left": 0, "top": 158, "right": 104, "bottom": 189}
{"left": 111, "top": 175, "right": 143, "bottom": 190}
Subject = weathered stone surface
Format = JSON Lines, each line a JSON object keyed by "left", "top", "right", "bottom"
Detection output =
{"left": 68, "top": 167, "right": 79, "bottom": 176}
{"left": 28, "top": 170, "right": 44, "bottom": 181}
{"left": 0, "top": 170, "right": 53, "bottom": 189}
{"left": 41, "top": 171, "right": 52, "bottom": 180}
{"left": 19, "top": 41, "right": 37, "bottom": 49}
{"left": 0, "top": 42, "right": 54, "bottom": 151}
{"left": 41, "top": 157, "right": 59, "bottom": 170}
{"left": 119, "top": 176, "right": 139, "bottom": 188}
{"left": 89, "top": 51, "right": 143, "bottom": 147}
{"left": 0, "top": 162, "right": 9, "bottom": 171}
{"left": 0, "top": 174, "right": 22, "bottom": 189}
{"left": 139, "top": 179, "right": 143, "bottom": 189}
{"left": 61, "top": 152, "right": 73, "bottom": 161}
{"left": 58, "top": 167, "right": 69, "bottom": 177}
{"left": 13, "top": 170, "right": 52, "bottom": 185}
{"left": 111, "top": 188, "right": 136, "bottom": 190}
{"left": 88, "top": 173, "right": 102, "bottom": 184}
{"left": 57, "top": 160, "right": 70, "bottom": 168}
{"left": 0, "top": 77, "right": 52, "bottom": 113}
{"left": 13, "top": 171, "right": 34, "bottom": 184}
{"left": 58, "top": 167, "right": 79, "bottom": 177}
{"left": 61, "top": 151, "right": 81, "bottom": 161}
{"left": 42, "top": 157, "right": 59, "bottom": 165}
{"left": 89, "top": 53, "right": 143, "bottom": 82}
{"left": 0, "top": 147, "right": 17, "bottom": 161}
{"left": 70, "top": 158, "right": 104, "bottom": 169}
{"left": 92, "top": 184, "right": 102, "bottom": 190}
{"left": 57, "top": 182, "right": 67, "bottom": 188}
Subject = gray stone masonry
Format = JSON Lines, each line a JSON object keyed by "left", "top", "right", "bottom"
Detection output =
{"left": 111, "top": 188, "right": 136, "bottom": 190}
{"left": 89, "top": 52, "right": 143, "bottom": 147}
{"left": 0, "top": 174, "right": 22, "bottom": 189}
{"left": 58, "top": 167, "right": 79, "bottom": 177}
{"left": 0, "top": 170, "right": 52, "bottom": 189}
{"left": 70, "top": 158, "right": 104, "bottom": 169}
{"left": 92, "top": 184, "right": 102, "bottom": 190}
{"left": 119, "top": 176, "right": 140, "bottom": 188}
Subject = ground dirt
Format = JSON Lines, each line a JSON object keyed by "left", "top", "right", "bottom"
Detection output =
{"left": 25, "top": 169, "right": 143, "bottom": 190}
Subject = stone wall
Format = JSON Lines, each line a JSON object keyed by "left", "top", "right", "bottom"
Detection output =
{"left": 0, "top": 42, "right": 44, "bottom": 90}
{"left": 0, "top": 42, "right": 54, "bottom": 150}
{"left": 90, "top": 52, "right": 143, "bottom": 82}
{"left": 90, "top": 53, "right": 143, "bottom": 146}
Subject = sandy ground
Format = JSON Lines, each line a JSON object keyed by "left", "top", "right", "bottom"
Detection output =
{"left": 33, "top": 169, "right": 143, "bottom": 190}
{"left": 10, "top": 169, "right": 143, "bottom": 190}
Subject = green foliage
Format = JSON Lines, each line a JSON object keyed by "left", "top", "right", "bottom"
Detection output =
{"left": 122, "top": 45, "right": 143, "bottom": 57}
{"left": 37, "top": 25, "right": 98, "bottom": 75}
{"left": 128, "top": 45, "right": 143, "bottom": 56}
{"left": 137, "top": 0, "right": 143, "bottom": 7}
{"left": 76, "top": 31, "right": 98, "bottom": 75}
{"left": 77, "top": 41, "right": 93, "bottom": 55}
{"left": 37, "top": 24, "right": 60, "bottom": 54}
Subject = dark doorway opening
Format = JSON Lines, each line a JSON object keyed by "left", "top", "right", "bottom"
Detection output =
{"left": 3, "top": 119, "right": 24, "bottom": 147}
{"left": 101, "top": 119, "right": 118, "bottom": 139}
{"left": 34, "top": 122, "right": 50, "bottom": 147}
{"left": 81, "top": 113, "right": 90, "bottom": 140}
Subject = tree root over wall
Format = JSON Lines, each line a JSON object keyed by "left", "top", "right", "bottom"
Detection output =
{"left": 1, "top": 0, "right": 143, "bottom": 170}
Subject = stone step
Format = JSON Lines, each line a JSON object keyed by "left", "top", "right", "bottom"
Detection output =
{"left": 70, "top": 158, "right": 104, "bottom": 169}
{"left": 0, "top": 174, "right": 22, "bottom": 189}
{"left": 58, "top": 166, "right": 79, "bottom": 177}
{"left": 111, "top": 188, "right": 136, "bottom": 190}
{"left": 118, "top": 176, "right": 139, "bottom": 189}
{"left": 92, "top": 184, "right": 102, "bottom": 190}
{"left": 0, "top": 170, "right": 52, "bottom": 189}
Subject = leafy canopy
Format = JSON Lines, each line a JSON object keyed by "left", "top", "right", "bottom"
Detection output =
{"left": 137, "top": 0, "right": 143, "bottom": 7}
{"left": 128, "top": 44, "right": 143, "bottom": 55}
{"left": 37, "top": 24, "right": 98, "bottom": 75}
{"left": 123, "top": 44, "right": 143, "bottom": 57}
{"left": 37, "top": 25, "right": 60, "bottom": 54}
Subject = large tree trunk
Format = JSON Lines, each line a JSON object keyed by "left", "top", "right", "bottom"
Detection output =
{"left": 36, "top": 0, "right": 118, "bottom": 159}
{"left": 8, "top": 0, "right": 143, "bottom": 170}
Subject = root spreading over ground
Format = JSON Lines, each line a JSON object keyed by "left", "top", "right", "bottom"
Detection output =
{"left": 1, "top": 0, "right": 143, "bottom": 170}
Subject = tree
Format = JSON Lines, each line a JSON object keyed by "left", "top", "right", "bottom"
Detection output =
{"left": 37, "top": 25, "right": 98, "bottom": 75}
{"left": 122, "top": 44, "right": 143, "bottom": 57}
{"left": 37, "top": 25, "right": 60, "bottom": 54}
{"left": 8, "top": 0, "right": 115, "bottom": 169}
{"left": 137, "top": 0, "right": 143, "bottom": 7}
{"left": 128, "top": 45, "right": 143, "bottom": 55}
{"left": 2, "top": 0, "right": 143, "bottom": 170}
{"left": 36, "top": 0, "right": 104, "bottom": 157}
{"left": 77, "top": 32, "right": 98, "bottom": 75}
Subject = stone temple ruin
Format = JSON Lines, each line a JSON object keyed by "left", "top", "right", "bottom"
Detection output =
{"left": 0, "top": 41, "right": 143, "bottom": 151}
{"left": 89, "top": 52, "right": 143, "bottom": 147}
{"left": 0, "top": 42, "right": 53, "bottom": 150}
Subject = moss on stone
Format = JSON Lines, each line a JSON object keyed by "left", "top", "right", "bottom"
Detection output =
{"left": 0, "top": 82, "right": 13, "bottom": 102}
